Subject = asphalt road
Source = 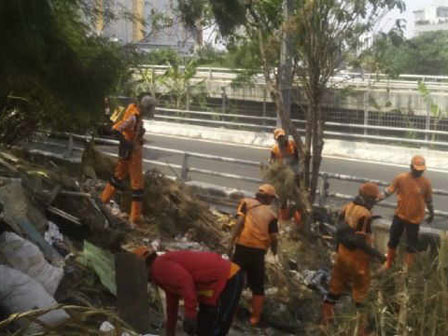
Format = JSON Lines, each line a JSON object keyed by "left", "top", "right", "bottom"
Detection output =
{"left": 26, "top": 132, "right": 448, "bottom": 226}
{"left": 137, "top": 133, "right": 448, "bottom": 227}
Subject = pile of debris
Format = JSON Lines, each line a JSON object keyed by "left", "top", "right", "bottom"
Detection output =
{"left": 0, "top": 145, "right": 336, "bottom": 335}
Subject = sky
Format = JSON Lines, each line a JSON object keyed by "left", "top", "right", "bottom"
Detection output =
{"left": 384, "top": 0, "right": 448, "bottom": 38}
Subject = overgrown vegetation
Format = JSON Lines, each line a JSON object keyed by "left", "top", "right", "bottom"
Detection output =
{"left": 330, "top": 236, "right": 448, "bottom": 335}
{"left": 0, "top": 0, "right": 137, "bottom": 143}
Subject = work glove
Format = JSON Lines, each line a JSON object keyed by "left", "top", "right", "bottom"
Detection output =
{"left": 111, "top": 129, "right": 124, "bottom": 141}
{"left": 426, "top": 213, "right": 434, "bottom": 225}
{"left": 183, "top": 316, "right": 197, "bottom": 335}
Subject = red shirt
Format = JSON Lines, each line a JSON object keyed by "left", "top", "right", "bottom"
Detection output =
{"left": 151, "top": 251, "right": 231, "bottom": 332}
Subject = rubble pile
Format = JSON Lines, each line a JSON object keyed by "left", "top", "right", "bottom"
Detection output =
{"left": 0, "top": 145, "right": 337, "bottom": 335}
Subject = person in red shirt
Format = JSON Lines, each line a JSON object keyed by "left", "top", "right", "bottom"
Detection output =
{"left": 101, "top": 93, "right": 155, "bottom": 227}
{"left": 380, "top": 155, "right": 434, "bottom": 269}
{"left": 133, "top": 247, "right": 243, "bottom": 336}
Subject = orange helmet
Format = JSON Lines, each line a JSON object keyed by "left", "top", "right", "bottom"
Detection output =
{"left": 133, "top": 246, "right": 151, "bottom": 259}
{"left": 359, "top": 182, "right": 380, "bottom": 199}
{"left": 273, "top": 128, "right": 286, "bottom": 140}
{"left": 411, "top": 155, "right": 426, "bottom": 171}
{"left": 258, "top": 184, "right": 278, "bottom": 198}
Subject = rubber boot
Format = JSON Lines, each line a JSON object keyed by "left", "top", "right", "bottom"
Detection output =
{"left": 404, "top": 252, "right": 415, "bottom": 269}
{"left": 249, "top": 295, "right": 264, "bottom": 326}
{"left": 130, "top": 201, "right": 143, "bottom": 227}
{"left": 321, "top": 302, "right": 335, "bottom": 326}
{"left": 384, "top": 248, "right": 396, "bottom": 270}
{"left": 101, "top": 183, "right": 116, "bottom": 204}
{"left": 293, "top": 210, "right": 302, "bottom": 230}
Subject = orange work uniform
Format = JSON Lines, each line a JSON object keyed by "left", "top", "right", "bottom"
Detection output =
{"left": 233, "top": 197, "right": 278, "bottom": 325}
{"left": 236, "top": 198, "right": 277, "bottom": 251}
{"left": 270, "top": 140, "right": 298, "bottom": 166}
{"left": 386, "top": 172, "right": 432, "bottom": 225}
{"left": 329, "top": 202, "right": 373, "bottom": 304}
{"left": 270, "top": 139, "right": 300, "bottom": 221}
{"left": 101, "top": 103, "right": 145, "bottom": 224}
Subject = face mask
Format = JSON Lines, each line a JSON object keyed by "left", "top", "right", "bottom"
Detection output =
{"left": 411, "top": 169, "right": 423, "bottom": 178}
{"left": 278, "top": 137, "right": 287, "bottom": 147}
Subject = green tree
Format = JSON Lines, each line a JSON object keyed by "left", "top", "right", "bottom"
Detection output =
{"left": 0, "top": 0, "right": 135, "bottom": 143}
{"left": 364, "top": 30, "right": 448, "bottom": 76}
{"left": 178, "top": 0, "right": 405, "bottom": 230}
{"left": 159, "top": 60, "right": 207, "bottom": 109}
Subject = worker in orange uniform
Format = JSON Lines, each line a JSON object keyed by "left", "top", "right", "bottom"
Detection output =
{"left": 381, "top": 155, "right": 434, "bottom": 269}
{"left": 269, "top": 128, "right": 301, "bottom": 224}
{"left": 229, "top": 184, "right": 279, "bottom": 327}
{"left": 101, "top": 93, "right": 156, "bottom": 227}
{"left": 322, "top": 183, "right": 385, "bottom": 335}
{"left": 133, "top": 247, "right": 244, "bottom": 336}
{"left": 270, "top": 128, "right": 299, "bottom": 167}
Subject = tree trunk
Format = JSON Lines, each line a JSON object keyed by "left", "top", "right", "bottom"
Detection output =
{"left": 304, "top": 104, "right": 313, "bottom": 190}
{"left": 257, "top": 30, "right": 312, "bottom": 232}
{"left": 310, "top": 104, "right": 324, "bottom": 203}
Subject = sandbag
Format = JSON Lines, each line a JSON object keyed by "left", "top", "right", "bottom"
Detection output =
{"left": 0, "top": 265, "right": 69, "bottom": 332}
{"left": 0, "top": 232, "right": 64, "bottom": 295}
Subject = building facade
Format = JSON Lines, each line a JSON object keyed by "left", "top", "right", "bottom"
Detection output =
{"left": 414, "top": 4, "right": 448, "bottom": 36}
{"left": 97, "top": 0, "right": 197, "bottom": 54}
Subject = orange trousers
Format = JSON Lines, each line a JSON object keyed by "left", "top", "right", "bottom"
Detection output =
{"left": 101, "top": 145, "right": 144, "bottom": 224}
{"left": 329, "top": 246, "right": 370, "bottom": 304}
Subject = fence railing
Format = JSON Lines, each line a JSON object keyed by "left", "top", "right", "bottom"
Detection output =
{"left": 131, "top": 64, "right": 448, "bottom": 143}
{"left": 153, "top": 107, "right": 448, "bottom": 148}
{"left": 40, "top": 132, "right": 448, "bottom": 218}
{"left": 138, "top": 65, "right": 448, "bottom": 88}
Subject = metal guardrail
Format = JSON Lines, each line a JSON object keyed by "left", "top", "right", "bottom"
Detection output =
{"left": 41, "top": 132, "right": 448, "bottom": 218}
{"left": 153, "top": 107, "right": 448, "bottom": 148}
{"left": 138, "top": 65, "right": 448, "bottom": 87}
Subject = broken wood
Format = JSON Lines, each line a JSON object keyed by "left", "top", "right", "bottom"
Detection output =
{"left": 0, "top": 157, "right": 19, "bottom": 173}
{"left": 47, "top": 206, "right": 82, "bottom": 226}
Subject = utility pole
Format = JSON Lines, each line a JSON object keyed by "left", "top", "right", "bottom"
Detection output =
{"left": 96, "top": 0, "right": 104, "bottom": 36}
{"left": 278, "top": 0, "right": 294, "bottom": 128}
{"left": 132, "top": 0, "right": 144, "bottom": 42}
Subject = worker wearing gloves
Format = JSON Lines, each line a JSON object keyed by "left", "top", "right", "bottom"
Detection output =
{"left": 269, "top": 128, "right": 301, "bottom": 224}
{"left": 381, "top": 155, "right": 434, "bottom": 269}
{"left": 322, "top": 183, "right": 385, "bottom": 334}
{"left": 229, "top": 184, "right": 279, "bottom": 326}
{"left": 100, "top": 93, "right": 156, "bottom": 227}
{"left": 133, "top": 247, "right": 243, "bottom": 336}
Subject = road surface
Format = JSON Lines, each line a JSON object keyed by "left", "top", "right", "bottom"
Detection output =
{"left": 27, "top": 132, "right": 448, "bottom": 227}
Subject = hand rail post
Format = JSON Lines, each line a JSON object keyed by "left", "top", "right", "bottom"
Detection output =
{"left": 181, "top": 153, "right": 190, "bottom": 182}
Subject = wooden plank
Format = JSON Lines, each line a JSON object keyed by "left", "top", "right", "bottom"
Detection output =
{"left": 115, "top": 252, "right": 151, "bottom": 333}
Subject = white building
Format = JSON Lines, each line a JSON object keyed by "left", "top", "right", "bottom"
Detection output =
{"left": 413, "top": 3, "right": 448, "bottom": 36}
{"left": 98, "top": 0, "right": 198, "bottom": 54}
